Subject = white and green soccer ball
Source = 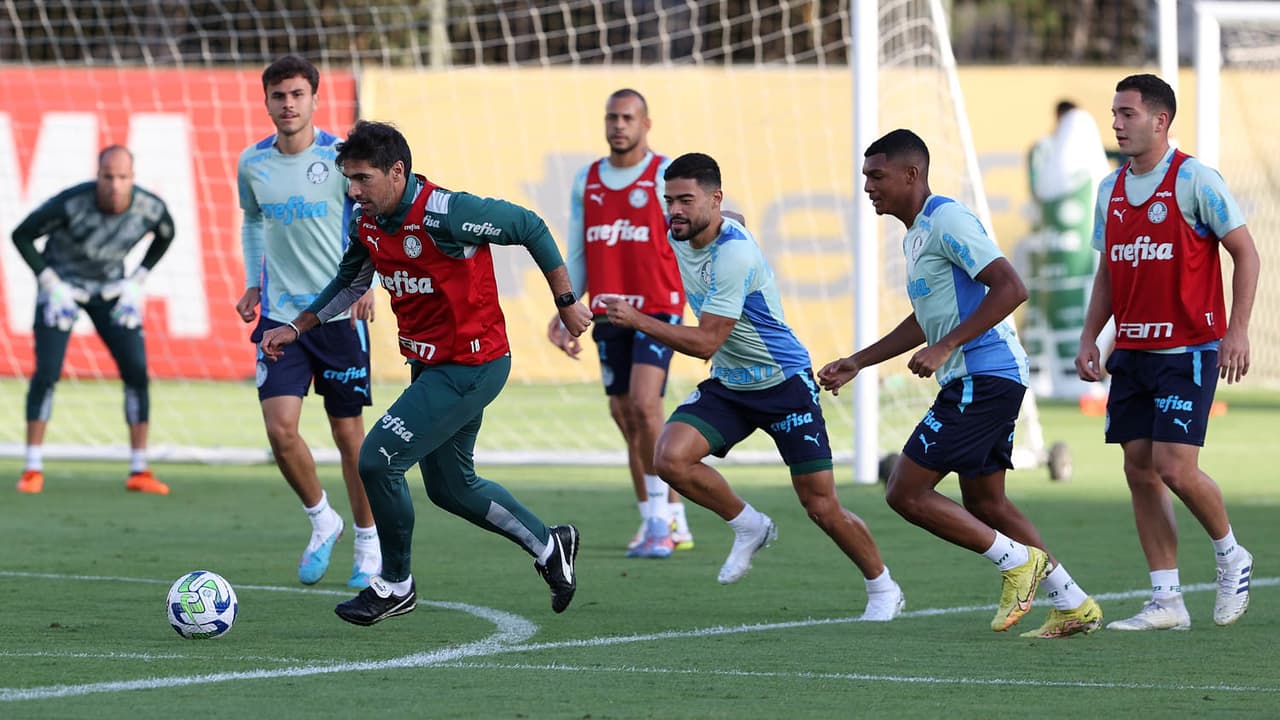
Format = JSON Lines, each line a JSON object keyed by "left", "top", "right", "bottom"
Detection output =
{"left": 166, "top": 570, "right": 238, "bottom": 639}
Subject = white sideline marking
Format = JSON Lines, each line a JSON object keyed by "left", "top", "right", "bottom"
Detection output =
{"left": 0, "top": 650, "right": 304, "bottom": 663}
{"left": 0, "top": 572, "right": 1275, "bottom": 701}
{"left": 437, "top": 661, "right": 1280, "bottom": 694}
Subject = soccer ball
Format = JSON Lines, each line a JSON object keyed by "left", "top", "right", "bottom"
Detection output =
{"left": 166, "top": 570, "right": 238, "bottom": 639}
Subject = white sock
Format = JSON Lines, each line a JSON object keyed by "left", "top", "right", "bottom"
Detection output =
{"left": 1151, "top": 568, "right": 1182, "bottom": 600}
{"left": 728, "top": 504, "right": 764, "bottom": 535}
{"left": 537, "top": 535, "right": 555, "bottom": 565}
{"left": 637, "top": 500, "right": 650, "bottom": 522}
{"left": 129, "top": 449, "right": 147, "bottom": 474}
{"left": 981, "top": 531, "right": 1029, "bottom": 571}
{"left": 385, "top": 575, "right": 413, "bottom": 595}
{"left": 670, "top": 501, "right": 690, "bottom": 535}
{"left": 24, "top": 445, "right": 43, "bottom": 472}
{"left": 1041, "top": 563, "right": 1089, "bottom": 610}
{"left": 353, "top": 525, "right": 380, "bottom": 554}
{"left": 1212, "top": 527, "right": 1240, "bottom": 565}
{"left": 645, "top": 474, "right": 672, "bottom": 522}
{"left": 304, "top": 491, "right": 339, "bottom": 533}
{"left": 864, "top": 566, "right": 896, "bottom": 593}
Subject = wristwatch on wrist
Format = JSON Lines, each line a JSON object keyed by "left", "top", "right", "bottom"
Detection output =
{"left": 554, "top": 291, "right": 577, "bottom": 308}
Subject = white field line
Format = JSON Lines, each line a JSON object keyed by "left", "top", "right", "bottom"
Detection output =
{"left": 436, "top": 660, "right": 1280, "bottom": 693}
{"left": 0, "top": 572, "right": 1274, "bottom": 702}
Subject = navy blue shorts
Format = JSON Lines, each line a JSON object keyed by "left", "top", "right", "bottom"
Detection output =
{"left": 1105, "top": 348, "right": 1218, "bottom": 446}
{"left": 669, "top": 369, "right": 833, "bottom": 475}
{"left": 252, "top": 317, "right": 372, "bottom": 418}
{"left": 593, "top": 313, "right": 679, "bottom": 396}
{"left": 901, "top": 375, "right": 1025, "bottom": 479}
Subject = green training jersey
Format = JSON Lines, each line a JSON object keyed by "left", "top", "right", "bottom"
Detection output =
{"left": 12, "top": 182, "right": 174, "bottom": 295}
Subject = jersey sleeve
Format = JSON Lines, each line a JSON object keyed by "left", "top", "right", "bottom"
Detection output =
{"left": 565, "top": 165, "right": 589, "bottom": 297}
{"left": 11, "top": 189, "right": 72, "bottom": 275}
{"left": 307, "top": 216, "right": 375, "bottom": 322}
{"left": 1091, "top": 169, "right": 1121, "bottom": 252}
{"left": 139, "top": 200, "right": 175, "bottom": 271}
{"left": 442, "top": 192, "right": 565, "bottom": 273}
{"left": 1181, "top": 159, "right": 1247, "bottom": 238}
{"left": 237, "top": 156, "right": 266, "bottom": 288}
{"left": 697, "top": 239, "right": 754, "bottom": 320}
{"left": 935, "top": 204, "right": 1003, "bottom": 279}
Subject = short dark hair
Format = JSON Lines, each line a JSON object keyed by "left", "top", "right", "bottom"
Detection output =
{"left": 336, "top": 120, "right": 413, "bottom": 176}
{"left": 608, "top": 88, "right": 648, "bottom": 114}
{"left": 1116, "top": 73, "right": 1176, "bottom": 122}
{"left": 262, "top": 54, "right": 320, "bottom": 94}
{"left": 864, "top": 128, "right": 930, "bottom": 167}
{"left": 1055, "top": 99, "right": 1077, "bottom": 118}
{"left": 664, "top": 152, "right": 721, "bottom": 191}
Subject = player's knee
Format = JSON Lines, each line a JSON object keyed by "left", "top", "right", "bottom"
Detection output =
{"left": 884, "top": 480, "right": 919, "bottom": 519}
{"left": 263, "top": 416, "right": 302, "bottom": 446}
{"left": 30, "top": 367, "right": 60, "bottom": 390}
{"left": 357, "top": 443, "right": 390, "bottom": 483}
{"left": 1122, "top": 460, "right": 1162, "bottom": 491}
{"left": 653, "top": 449, "right": 688, "bottom": 486}
{"left": 1151, "top": 460, "right": 1197, "bottom": 494}
{"left": 800, "top": 493, "right": 839, "bottom": 528}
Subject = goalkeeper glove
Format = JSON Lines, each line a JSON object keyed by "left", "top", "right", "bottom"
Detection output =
{"left": 37, "top": 268, "right": 89, "bottom": 331}
{"left": 101, "top": 267, "right": 149, "bottom": 329}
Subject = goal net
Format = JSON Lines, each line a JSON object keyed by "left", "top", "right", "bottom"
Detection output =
{"left": 0, "top": 0, "right": 1049, "bottom": 475}
{"left": 1195, "top": 1, "right": 1280, "bottom": 388}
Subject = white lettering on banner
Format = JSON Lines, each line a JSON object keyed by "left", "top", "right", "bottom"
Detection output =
{"left": 1117, "top": 321, "right": 1174, "bottom": 340}
{"left": 585, "top": 219, "right": 652, "bottom": 246}
{"left": 0, "top": 112, "right": 208, "bottom": 337}
{"left": 1110, "top": 235, "right": 1173, "bottom": 267}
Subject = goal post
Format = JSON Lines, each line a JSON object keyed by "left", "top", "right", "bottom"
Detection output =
{"left": 1194, "top": 0, "right": 1280, "bottom": 386}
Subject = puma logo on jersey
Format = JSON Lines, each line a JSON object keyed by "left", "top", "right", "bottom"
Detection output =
{"left": 365, "top": 235, "right": 380, "bottom": 252}
{"left": 1113, "top": 208, "right": 1127, "bottom": 222}
{"left": 588, "top": 192, "right": 605, "bottom": 206}
{"left": 378, "top": 447, "right": 397, "bottom": 465}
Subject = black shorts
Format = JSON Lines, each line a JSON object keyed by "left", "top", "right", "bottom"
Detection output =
{"left": 901, "top": 375, "right": 1025, "bottom": 479}
{"left": 669, "top": 369, "right": 833, "bottom": 475}
{"left": 1105, "top": 348, "right": 1218, "bottom": 446}
{"left": 593, "top": 313, "right": 679, "bottom": 396}
{"left": 252, "top": 317, "right": 372, "bottom": 418}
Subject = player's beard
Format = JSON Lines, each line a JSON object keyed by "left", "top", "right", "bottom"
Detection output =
{"left": 669, "top": 216, "right": 707, "bottom": 242}
{"left": 609, "top": 136, "right": 638, "bottom": 156}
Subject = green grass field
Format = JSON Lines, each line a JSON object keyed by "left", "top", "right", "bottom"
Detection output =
{"left": 1, "top": 395, "right": 1277, "bottom": 718}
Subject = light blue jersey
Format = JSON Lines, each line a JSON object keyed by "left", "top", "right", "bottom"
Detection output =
{"left": 669, "top": 217, "right": 810, "bottom": 390}
{"left": 1091, "top": 146, "right": 1246, "bottom": 251}
{"left": 237, "top": 129, "right": 354, "bottom": 322}
{"left": 565, "top": 151, "right": 670, "bottom": 297}
{"left": 903, "top": 195, "right": 1029, "bottom": 387}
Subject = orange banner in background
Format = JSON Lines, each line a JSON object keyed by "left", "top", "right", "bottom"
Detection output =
{"left": 0, "top": 67, "right": 356, "bottom": 380}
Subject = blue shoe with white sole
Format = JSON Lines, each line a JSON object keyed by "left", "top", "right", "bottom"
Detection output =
{"left": 299, "top": 517, "right": 344, "bottom": 585}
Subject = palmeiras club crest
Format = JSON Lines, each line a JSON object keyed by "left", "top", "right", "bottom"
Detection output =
{"left": 1147, "top": 201, "right": 1168, "bottom": 224}
{"left": 306, "top": 161, "right": 329, "bottom": 184}
{"left": 629, "top": 187, "right": 649, "bottom": 208}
